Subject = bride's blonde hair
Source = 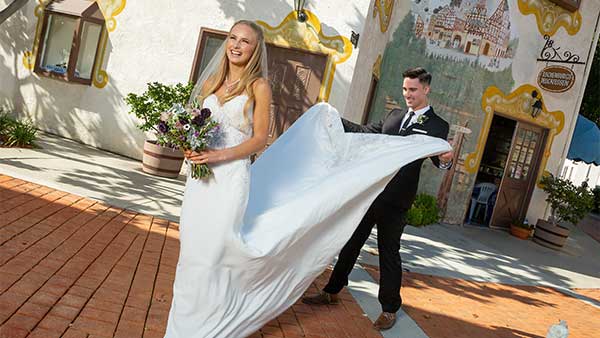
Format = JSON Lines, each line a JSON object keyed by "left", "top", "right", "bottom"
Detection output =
{"left": 199, "top": 20, "right": 267, "bottom": 120}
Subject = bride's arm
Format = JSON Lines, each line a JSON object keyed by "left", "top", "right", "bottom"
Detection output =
{"left": 187, "top": 78, "right": 272, "bottom": 164}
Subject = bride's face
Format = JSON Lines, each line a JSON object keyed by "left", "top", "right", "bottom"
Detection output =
{"left": 226, "top": 24, "right": 258, "bottom": 67}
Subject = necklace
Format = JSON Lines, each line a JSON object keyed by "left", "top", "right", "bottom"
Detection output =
{"left": 225, "top": 76, "right": 240, "bottom": 94}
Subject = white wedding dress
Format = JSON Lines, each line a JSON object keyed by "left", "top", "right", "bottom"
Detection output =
{"left": 164, "top": 94, "right": 451, "bottom": 338}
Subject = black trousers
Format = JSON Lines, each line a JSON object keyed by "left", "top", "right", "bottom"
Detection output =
{"left": 323, "top": 201, "right": 406, "bottom": 313}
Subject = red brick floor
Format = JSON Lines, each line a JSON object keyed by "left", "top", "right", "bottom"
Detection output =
{"left": 0, "top": 175, "right": 381, "bottom": 338}
{"left": 364, "top": 265, "right": 600, "bottom": 338}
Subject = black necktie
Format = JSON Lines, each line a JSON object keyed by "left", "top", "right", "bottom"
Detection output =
{"left": 400, "top": 111, "right": 415, "bottom": 131}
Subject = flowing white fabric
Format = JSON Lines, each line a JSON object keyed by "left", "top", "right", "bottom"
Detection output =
{"left": 165, "top": 95, "right": 451, "bottom": 338}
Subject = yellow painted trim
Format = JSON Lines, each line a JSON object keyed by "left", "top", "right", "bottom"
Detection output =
{"left": 373, "top": 54, "right": 382, "bottom": 80}
{"left": 518, "top": 0, "right": 582, "bottom": 36}
{"left": 97, "top": 0, "right": 126, "bottom": 33}
{"left": 92, "top": 28, "right": 109, "bottom": 88}
{"left": 373, "top": 0, "right": 395, "bottom": 33}
{"left": 464, "top": 85, "right": 565, "bottom": 186}
{"left": 23, "top": 0, "right": 50, "bottom": 70}
{"left": 257, "top": 10, "right": 353, "bottom": 102}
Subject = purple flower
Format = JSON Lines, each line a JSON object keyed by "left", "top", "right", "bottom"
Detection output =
{"left": 201, "top": 108, "right": 211, "bottom": 119}
{"left": 158, "top": 121, "right": 169, "bottom": 133}
{"left": 191, "top": 115, "right": 205, "bottom": 127}
{"left": 179, "top": 115, "right": 189, "bottom": 124}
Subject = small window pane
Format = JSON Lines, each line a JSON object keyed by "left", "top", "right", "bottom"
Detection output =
{"left": 40, "top": 14, "right": 77, "bottom": 74}
{"left": 196, "top": 35, "right": 226, "bottom": 82}
{"left": 75, "top": 21, "right": 102, "bottom": 79}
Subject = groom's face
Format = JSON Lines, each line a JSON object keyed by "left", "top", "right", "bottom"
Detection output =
{"left": 402, "top": 77, "right": 430, "bottom": 110}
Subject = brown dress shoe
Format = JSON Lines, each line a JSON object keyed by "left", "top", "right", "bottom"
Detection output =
{"left": 373, "top": 312, "right": 396, "bottom": 330}
{"left": 301, "top": 290, "right": 339, "bottom": 305}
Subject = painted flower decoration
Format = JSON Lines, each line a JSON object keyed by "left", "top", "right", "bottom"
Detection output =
{"left": 416, "top": 115, "right": 429, "bottom": 125}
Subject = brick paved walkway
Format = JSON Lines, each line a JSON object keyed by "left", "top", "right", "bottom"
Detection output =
{"left": 364, "top": 265, "right": 600, "bottom": 338}
{"left": 0, "top": 175, "right": 381, "bottom": 338}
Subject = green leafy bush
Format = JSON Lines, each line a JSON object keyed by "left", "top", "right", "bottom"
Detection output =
{"left": 0, "top": 111, "right": 15, "bottom": 140}
{"left": 406, "top": 194, "right": 440, "bottom": 226}
{"left": 540, "top": 174, "right": 594, "bottom": 225}
{"left": 125, "top": 82, "right": 194, "bottom": 134}
{"left": 592, "top": 186, "right": 600, "bottom": 214}
{"left": 0, "top": 111, "right": 37, "bottom": 148}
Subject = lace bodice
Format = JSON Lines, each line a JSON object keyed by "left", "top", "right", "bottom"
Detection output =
{"left": 203, "top": 94, "right": 253, "bottom": 149}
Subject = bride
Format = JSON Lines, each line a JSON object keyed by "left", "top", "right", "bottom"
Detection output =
{"left": 165, "top": 20, "right": 451, "bottom": 338}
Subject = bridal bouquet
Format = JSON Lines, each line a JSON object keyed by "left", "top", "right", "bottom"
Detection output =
{"left": 156, "top": 100, "right": 220, "bottom": 179}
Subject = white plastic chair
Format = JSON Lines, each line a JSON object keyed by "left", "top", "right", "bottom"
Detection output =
{"left": 468, "top": 182, "right": 498, "bottom": 224}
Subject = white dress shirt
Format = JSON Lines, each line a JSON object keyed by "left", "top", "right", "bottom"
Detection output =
{"left": 399, "top": 105, "right": 430, "bottom": 131}
{"left": 400, "top": 105, "right": 452, "bottom": 169}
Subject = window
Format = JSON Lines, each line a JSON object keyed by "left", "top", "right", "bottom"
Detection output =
{"left": 189, "top": 28, "right": 227, "bottom": 84}
{"left": 34, "top": 0, "right": 105, "bottom": 85}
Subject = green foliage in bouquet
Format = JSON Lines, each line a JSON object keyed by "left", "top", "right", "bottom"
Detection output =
{"left": 540, "top": 174, "right": 594, "bottom": 225}
{"left": 125, "top": 82, "right": 194, "bottom": 134}
{"left": 406, "top": 194, "right": 440, "bottom": 226}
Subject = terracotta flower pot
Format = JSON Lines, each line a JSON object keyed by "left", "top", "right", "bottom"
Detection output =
{"left": 510, "top": 224, "right": 532, "bottom": 240}
{"left": 142, "top": 140, "right": 184, "bottom": 178}
{"left": 533, "top": 219, "right": 570, "bottom": 250}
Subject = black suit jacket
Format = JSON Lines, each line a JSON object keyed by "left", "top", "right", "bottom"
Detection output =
{"left": 342, "top": 107, "right": 450, "bottom": 217}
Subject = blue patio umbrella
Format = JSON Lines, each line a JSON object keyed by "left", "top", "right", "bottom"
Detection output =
{"left": 567, "top": 115, "right": 600, "bottom": 165}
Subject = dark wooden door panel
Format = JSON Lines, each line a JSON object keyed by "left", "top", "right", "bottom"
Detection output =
{"left": 490, "top": 122, "right": 546, "bottom": 227}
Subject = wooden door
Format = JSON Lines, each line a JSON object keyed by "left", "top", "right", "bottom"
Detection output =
{"left": 265, "top": 45, "right": 327, "bottom": 146}
{"left": 490, "top": 122, "right": 547, "bottom": 227}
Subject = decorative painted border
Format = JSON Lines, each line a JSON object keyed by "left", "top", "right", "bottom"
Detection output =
{"left": 23, "top": 0, "right": 126, "bottom": 88}
{"left": 257, "top": 10, "right": 353, "bottom": 102}
{"left": 518, "top": 0, "right": 582, "bottom": 36}
{"left": 372, "top": 54, "right": 382, "bottom": 80}
{"left": 373, "top": 0, "right": 395, "bottom": 33}
{"left": 97, "top": 0, "right": 126, "bottom": 33}
{"left": 464, "top": 85, "right": 564, "bottom": 185}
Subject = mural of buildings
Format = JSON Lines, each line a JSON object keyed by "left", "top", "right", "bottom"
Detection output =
{"left": 415, "top": 0, "right": 515, "bottom": 70}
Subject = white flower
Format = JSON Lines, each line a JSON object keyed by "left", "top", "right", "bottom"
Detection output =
{"left": 183, "top": 124, "right": 191, "bottom": 131}
{"left": 160, "top": 112, "right": 171, "bottom": 122}
{"left": 416, "top": 115, "right": 429, "bottom": 124}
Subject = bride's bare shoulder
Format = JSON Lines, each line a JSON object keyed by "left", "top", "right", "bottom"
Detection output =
{"left": 253, "top": 78, "right": 271, "bottom": 98}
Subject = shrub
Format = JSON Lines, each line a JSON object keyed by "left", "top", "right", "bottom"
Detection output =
{"left": 592, "top": 186, "right": 600, "bottom": 214}
{"left": 0, "top": 111, "right": 37, "bottom": 148}
{"left": 406, "top": 194, "right": 440, "bottom": 226}
{"left": 125, "top": 82, "right": 194, "bottom": 135}
{"left": 540, "top": 174, "right": 594, "bottom": 225}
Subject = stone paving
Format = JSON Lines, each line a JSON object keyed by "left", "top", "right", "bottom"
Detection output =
{"left": 364, "top": 264, "right": 600, "bottom": 338}
{"left": 0, "top": 175, "right": 381, "bottom": 338}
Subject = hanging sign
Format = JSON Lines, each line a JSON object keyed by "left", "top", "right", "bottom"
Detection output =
{"left": 537, "top": 65, "right": 576, "bottom": 93}
{"left": 547, "top": 0, "right": 581, "bottom": 12}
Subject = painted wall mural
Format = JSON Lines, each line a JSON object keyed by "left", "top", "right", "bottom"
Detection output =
{"left": 412, "top": 0, "right": 519, "bottom": 72}
{"left": 369, "top": 0, "right": 523, "bottom": 223}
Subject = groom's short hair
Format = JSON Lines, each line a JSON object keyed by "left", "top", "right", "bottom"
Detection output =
{"left": 402, "top": 67, "right": 432, "bottom": 86}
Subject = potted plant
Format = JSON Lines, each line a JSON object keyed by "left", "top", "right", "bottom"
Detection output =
{"left": 125, "top": 82, "right": 194, "bottom": 178}
{"left": 509, "top": 220, "right": 533, "bottom": 240}
{"left": 533, "top": 174, "right": 595, "bottom": 250}
{"left": 406, "top": 194, "right": 440, "bottom": 226}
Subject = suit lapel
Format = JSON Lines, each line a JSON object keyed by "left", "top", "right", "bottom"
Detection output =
{"left": 402, "top": 107, "right": 435, "bottom": 135}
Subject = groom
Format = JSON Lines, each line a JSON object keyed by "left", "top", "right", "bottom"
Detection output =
{"left": 302, "top": 67, "right": 453, "bottom": 330}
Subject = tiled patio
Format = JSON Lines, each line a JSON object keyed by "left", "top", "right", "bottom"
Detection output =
{"left": 364, "top": 265, "right": 600, "bottom": 338}
{"left": 0, "top": 175, "right": 381, "bottom": 338}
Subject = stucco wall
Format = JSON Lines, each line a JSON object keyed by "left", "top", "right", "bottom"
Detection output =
{"left": 0, "top": 0, "right": 369, "bottom": 159}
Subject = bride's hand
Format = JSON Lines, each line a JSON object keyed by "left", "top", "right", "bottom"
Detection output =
{"left": 186, "top": 149, "right": 229, "bottom": 164}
